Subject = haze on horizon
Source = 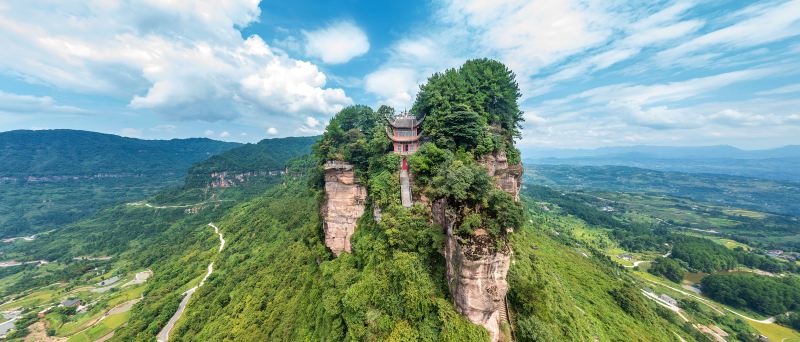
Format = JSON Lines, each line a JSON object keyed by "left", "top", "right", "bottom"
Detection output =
{"left": 0, "top": 0, "right": 799, "bottom": 149}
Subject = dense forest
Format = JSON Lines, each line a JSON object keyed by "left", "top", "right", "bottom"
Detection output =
{"left": 150, "top": 59, "right": 693, "bottom": 341}
{"left": 0, "top": 130, "right": 239, "bottom": 237}
{"left": 0, "top": 129, "right": 238, "bottom": 177}
{"left": 701, "top": 273, "right": 800, "bottom": 316}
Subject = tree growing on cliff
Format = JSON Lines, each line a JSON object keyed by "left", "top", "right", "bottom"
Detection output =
{"left": 313, "top": 105, "right": 390, "bottom": 173}
{"left": 413, "top": 58, "right": 523, "bottom": 162}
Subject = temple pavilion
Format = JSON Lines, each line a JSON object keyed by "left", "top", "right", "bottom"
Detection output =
{"left": 386, "top": 111, "right": 422, "bottom": 207}
{"left": 387, "top": 112, "right": 423, "bottom": 155}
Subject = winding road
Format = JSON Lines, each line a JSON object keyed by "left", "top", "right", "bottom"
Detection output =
{"left": 127, "top": 200, "right": 233, "bottom": 209}
{"left": 156, "top": 222, "right": 224, "bottom": 342}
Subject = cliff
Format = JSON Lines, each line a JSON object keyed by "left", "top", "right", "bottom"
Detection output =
{"left": 436, "top": 151, "right": 522, "bottom": 342}
{"left": 320, "top": 161, "right": 367, "bottom": 256}
{"left": 480, "top": 151, "right": 523, "bottom": 202}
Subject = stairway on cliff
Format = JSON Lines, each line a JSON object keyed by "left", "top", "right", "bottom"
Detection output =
{"left": 400, "top": 169, "right": 412, "bottom": 207}
{"left": 499, "top": 297, "right": 510, "bottom": 323}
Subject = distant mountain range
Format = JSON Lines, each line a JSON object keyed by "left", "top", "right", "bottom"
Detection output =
{"left": 522, "top": 145, "right": 800, "bottom": 182}
{"left": 0, "top": 129, "right": 241, "bottom": 178}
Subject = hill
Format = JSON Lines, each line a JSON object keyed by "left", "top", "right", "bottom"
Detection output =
{"left": 526, "top": 164, "right": 800, "bottom": 217}
{"left": 523, "top": 145, "right": 800, "bottom": 181}
{"left": 0, "top": 130, "right": 240, "bottom": 237}
{"left": 0, "top": 129, "right": 240, "bottom": 178}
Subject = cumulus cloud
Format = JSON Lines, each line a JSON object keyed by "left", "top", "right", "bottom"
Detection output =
{"left": 266, "top": 127, "right": 278, "bottom": 135}
{"left": 0, "top": 1, "right": 351, "bottom": 122}
{"left": 204, "top": 130, "right": 215, "bottom": 136}
{"left": 219, "top": 131, "right": 231, "bottom": 138}
{"left": 303, "top": 21, "right": 370, "bottom": 64}
{"left": 0, "top": 91, "right": 86, "bottom": 115}
{"left": 364, "top": 68, "right": 420, "bottom": 109}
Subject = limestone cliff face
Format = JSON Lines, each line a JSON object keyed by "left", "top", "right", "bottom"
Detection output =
{"left": 321, "top": 161, "right": 367, "bottom": 256}
{"left": 434, "top": 198, "right": 511, "bottom": 342}
{"left": 479, "top": 151, "right": 523, "bottom": 201}
{"left": 435, "top": 151, "right": 522, "bottom": 342}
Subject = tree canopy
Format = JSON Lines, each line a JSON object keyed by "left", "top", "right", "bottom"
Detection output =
{"left": 413, "top": 59, "right": 523, "bottom": 162}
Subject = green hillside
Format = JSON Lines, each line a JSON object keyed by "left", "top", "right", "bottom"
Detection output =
{"left": 0, "top": 129, "right": 240, "bottom": 177}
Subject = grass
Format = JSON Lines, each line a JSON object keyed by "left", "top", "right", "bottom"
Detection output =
{"left": 0, "top": 288, "right": 58, "bottom": 310}
{"left": 747, "top": 320, "right": 800, "bottom": 342}
{"left": 66, "top": 311, "right": 130, "bottom": 342}
{"left": 683, "top": 272, "right": 708, "bottom": 284}
{"left": 723, "top": 209, "right": 766, "bottom": 219}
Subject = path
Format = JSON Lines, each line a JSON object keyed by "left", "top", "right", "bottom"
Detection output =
{"left": 127, "top": 200, "right": 233, "bottom": 209}
{"left": 644, "top": 277, "right": 778, "bottom": 323}
{"left": 122, "top": 270, "right": 153, "bottom": 287}
{"left": 69, "top": 297, "right": 143, "bottom": 337}
{"left": 724, "top": 308, "right": 775, "bottom": 324}
{"left": 622, "top": 249, "right": 670, "bottom": 268}
{"left": 642, "top": 290, "right": 689, "bottom": 322}
{"left": 623, "top": 260, "right": 649, "bottom": 268}
{"left": 208, "top": 223, "right": 225, "bottom": 252}
{"left": 643, "top": 278, "right": 724, "bottom": 315}
{"left": 156, "top": 222, "right": 224, "bottom": 342}
{"left": 0, "top": 260, "right": 49, "bottom": 268}
{"left": 399, "top": 169, "right": 412, "bottom": 208}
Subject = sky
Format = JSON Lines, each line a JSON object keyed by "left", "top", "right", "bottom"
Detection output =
{"left": 0, "top": 0, "right": 799, "bottom": 149}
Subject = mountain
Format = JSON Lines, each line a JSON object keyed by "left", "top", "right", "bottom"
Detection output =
{"left": 1, "top": 61, "right": 760, "bottom": 342}
{"left": 0, "top": 129, "right": 240, "bottom": 178}
{"left": 522, "top": 145, "right": 800, "bottom": 181}
{"left": 0, "top": 130, "right": 241, "bottom": 238}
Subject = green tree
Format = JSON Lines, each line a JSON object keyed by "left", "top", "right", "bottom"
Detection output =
{"left": 648, "top": 257, "right": 687, "bottom": 283}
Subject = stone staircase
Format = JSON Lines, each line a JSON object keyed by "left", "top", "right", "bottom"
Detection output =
{"left": 498, "top": 297, "right": 509, "bottom": 323}
{"left": 400, "top": 169, "right": 412, "bottom": 207}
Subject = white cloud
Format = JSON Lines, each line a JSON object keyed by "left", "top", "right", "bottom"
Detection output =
{"left": 219, "top": 131, "right": 231, "bottom": 138}
{"left": 303, "top": 21, "right": 369, "bottom": 64}
{"left": 0, "top": 91, "right": 85, "bottom": 115}
{"left": 204, "top": 130, "right": 215, "bottom": 136}
{"left": 149, "top": 124, "right": 177, "bottom": 133}
{"left": 266, "top": 127, "right": 278, "bottom": 135}
{"left": 364, "top": 68, "right": 420, "bottom": 109}
{"left": 0, "top": 1, "right": 351, "bottom": 122}
{"left": 119, "top": 128, "right": 142, "bottom": 138}
{"left": 658, "top": 1, "right": 800, "bottom": 62}
{"left": 305, "top": 116, "right": 321, "bottom": 127}
{"left": 756, "top": 84, "right": 800, "bottom": 96}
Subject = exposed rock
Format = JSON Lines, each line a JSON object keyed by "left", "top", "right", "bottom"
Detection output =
{"left": 208, "top": 170, "right": 285, "bottom": 188}
{"left": 433, "top": 199, "right": 511, "bottom": 342}
{"left": 321, "top": 161, "right": 367, "bottom": 256}
{"left": 479, "top": 151, "right": 522, "bottom": 200}
{"left": 373, "top": 206, "right": 382, "bottom": 222}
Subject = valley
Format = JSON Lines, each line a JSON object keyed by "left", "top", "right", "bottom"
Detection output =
{"left": 522, "top": 164, "right": 800, "bottom": 341}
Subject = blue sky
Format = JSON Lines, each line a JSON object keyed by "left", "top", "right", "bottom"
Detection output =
{"left": 0, "top": 0, "right": 799, "bottom": 149}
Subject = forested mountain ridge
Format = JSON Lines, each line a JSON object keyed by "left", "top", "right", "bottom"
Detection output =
{"left": 184, "top": 135, "right": 317, "bottom": 187}
{"left": 1, "top": 61, "right": 730, "bottom": 342}
{"left": 0, "top": 129, "right": 241, "bottom": 237}
{"left": 0, "top": 129, "right": 239, "bottom": 178}
{"left": 160, "top": 59, "right": 694, "bottom": 342}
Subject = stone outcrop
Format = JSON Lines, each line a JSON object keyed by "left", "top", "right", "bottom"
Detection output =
{"left": 479, "top": 151, "right": 523, "bottom": 201}
{"left": 433, "top": 198, "right": 511, "bottom": 342}
{"left": 433, "top": 151, "right": 522, "bottom": 342}
{"left": 321, "top": 161, "right": 367, "bottom": 256}
{"left": 208, "top": 170, "right": 285, "bottom": 188}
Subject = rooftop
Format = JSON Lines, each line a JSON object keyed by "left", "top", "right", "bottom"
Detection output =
{"left": 388, "top": 112, "right": 422, "bottom": 128}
